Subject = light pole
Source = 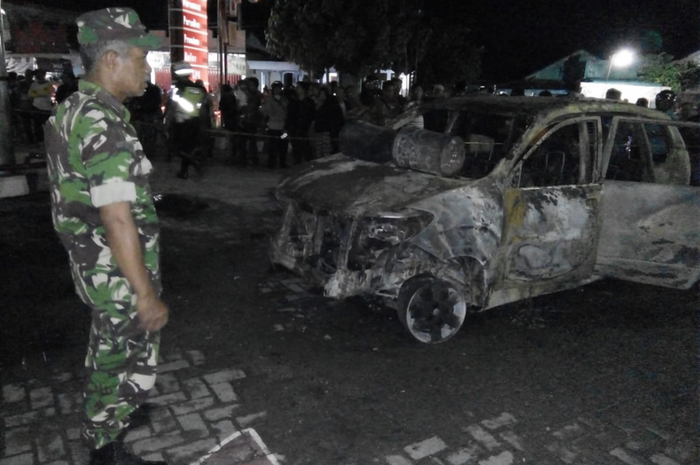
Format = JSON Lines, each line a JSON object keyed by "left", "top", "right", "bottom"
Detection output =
{"left": 606, "top": 49, "right": 635, "bottom": 81}
{"left": 0, "top": 0, "right": 15, "bottom": 166}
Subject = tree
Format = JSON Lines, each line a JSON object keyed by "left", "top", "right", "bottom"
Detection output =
{"left": 267, "top": 0, "right": 423, "bottom": 77}
{"left": 413, "top": 19, "right": 481, "bottom": 88}
{"left": 638, "top": 53, "right": 700, "bottom": 93}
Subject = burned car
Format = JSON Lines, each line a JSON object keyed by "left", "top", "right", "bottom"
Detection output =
{"left": 270, "top": 96, "right": 700, "bottom": 343}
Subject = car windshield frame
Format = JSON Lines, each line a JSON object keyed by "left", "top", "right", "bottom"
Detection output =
{"left": 393, "top": 106, "right": 529, "bottom": 179}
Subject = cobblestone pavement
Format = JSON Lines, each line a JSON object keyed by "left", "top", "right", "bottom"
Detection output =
{"left": 256, "top": 276, "right": 698, "bottom": 465}
{"left": 1, "top": 157, "right": 697, "bottom": 465}
{"left": 1, "top": 349, "right": 279, "bottom": 465}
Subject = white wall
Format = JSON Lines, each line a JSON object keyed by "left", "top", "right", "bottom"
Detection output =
{"left": 579, "top": 82, "right": 671, "bottom": 108}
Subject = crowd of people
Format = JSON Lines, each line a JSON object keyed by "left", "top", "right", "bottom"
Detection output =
{"left": 215, "top": 75, "right": 416, "bottom": 170}
{"left": 208, "top": 75, "right": 466, "bottom": 173}
{"left": 6, "top": 65, "right": 444, "bottom": 175}
{"left": 8, "top": 65, "right": 700, "bottom": 177}
{"left": 8, "top": 68, "right": 78, "bottom": 145}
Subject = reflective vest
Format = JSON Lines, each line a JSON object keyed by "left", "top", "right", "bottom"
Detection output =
{"left": 171, "top": 85, "right": 206, "bottom": 123}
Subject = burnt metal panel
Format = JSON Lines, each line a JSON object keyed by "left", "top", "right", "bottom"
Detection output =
{"left": 500, "top": 185, "right": 602, "bottom": 283}
{"left": 596, "top": 181, "right": 700, "bottom": 289}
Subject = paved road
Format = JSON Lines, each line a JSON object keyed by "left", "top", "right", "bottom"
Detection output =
{"left": 0, "top": 159, "right": 696, "bottom": 465}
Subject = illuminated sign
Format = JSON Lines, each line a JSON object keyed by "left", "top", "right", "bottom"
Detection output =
{"left": 181, "top": 0, "right": 208, "bottom": 86}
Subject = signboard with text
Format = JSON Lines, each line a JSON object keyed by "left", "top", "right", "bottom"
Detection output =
{"left": 169, "top": 0, "right": 209, "bottom": 87}
{"left": 181, "top": 0, "right": 208, "bottom": 85}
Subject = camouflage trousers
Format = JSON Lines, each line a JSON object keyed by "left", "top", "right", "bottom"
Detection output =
{"left": 82, "top": 300, "right": 160, "bottom": 449}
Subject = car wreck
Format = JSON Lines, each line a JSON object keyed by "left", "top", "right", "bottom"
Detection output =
{"left": 270, "top": 96, "right": 700, "bottom": 343}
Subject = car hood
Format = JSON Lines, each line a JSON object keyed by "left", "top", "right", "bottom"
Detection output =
{"left": 277, "top": 154, "right": 470, "bottom": 216}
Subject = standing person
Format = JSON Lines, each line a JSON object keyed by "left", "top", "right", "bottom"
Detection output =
{"left": 8, "top": 72, "right": 20, "bottom": 139}
{"left": 390, "top": 76, "right": 406, "bottom": 110}
{"left": 605, "top": 88, "right": 622, "bottom": 100}
{"left": 43, "top": 7, "right": 168, "bottom": 465}
{"left": 286, "top": 83, "right": 316, "bottom": 164}
{"left": 371, "top": 81, "right": 400, "bottom": 127}
{"left": 56, "top": 72, "right": 79, "bottom": 104}
{"left": 218, "top": 84, "right": 238, "bottom": 164}
{"left": 260, "top": 81, "right": 289, "bottom": 168}
{"left": 407, "top": 85, "right": 424, "bottom": 109}
{"left": 18, "top": 70, "right": 35, "bottom": 143}
{"left": 405, "top": 85, "right": 425, "bottom": 129}
{"left": 238, "top": 77, "right": 262, "bottom": 167}
{"left": 315, "top": 87, "right": 345, "bottom": 154}
{"left": 344, "top": 85, "right": 360, "bottom": 112}
{"left": 28, "top": 68, "right": 55, "bottom": 143}
{"left": 655, "top": 90, "right": 678, "bottom": 120}
{"left": 311, "top": 87, "right": 332, "bottom": 158}
{"left": 165, "top": 62, "right": 209, "bottom": 179}
{"left": 133, "top": 81, "right": 163, "bottom": 160}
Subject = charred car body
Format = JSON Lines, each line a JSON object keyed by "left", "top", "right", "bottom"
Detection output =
{"left": 271, "top": 96, "right": 700, "bottom": 343}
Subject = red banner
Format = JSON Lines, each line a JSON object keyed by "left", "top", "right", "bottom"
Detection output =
{"left": 181, "top": 0, "right": 208, "bottom": 85}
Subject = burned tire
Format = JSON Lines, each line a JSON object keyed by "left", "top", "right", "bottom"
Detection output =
{"left": 397, "top": 276, "right": 467, "bottom": 343}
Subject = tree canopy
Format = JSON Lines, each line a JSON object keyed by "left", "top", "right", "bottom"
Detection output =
{"left": 266, "top": 0, "right": 420, "bottom": 76}
{"left": 265, "top": 0, "right": 481, "bottom": 85}
{"left": 412, "top": 19, "right": 481, "bottom": 88}
{"left": 638, "top": 53, "right": 700, "bottom": 93}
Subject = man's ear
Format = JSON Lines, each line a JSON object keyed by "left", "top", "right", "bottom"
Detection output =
{"left": 102, "top": 50, "right": 122, "bottom": 71}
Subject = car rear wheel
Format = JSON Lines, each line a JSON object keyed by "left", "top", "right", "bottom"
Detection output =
{"left": 397, "top": 276, "right": 467, "bottom": 343}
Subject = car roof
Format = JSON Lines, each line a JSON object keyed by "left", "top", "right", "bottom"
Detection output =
{"left": 415, "top": 95, "right": 670, "bottom": 120}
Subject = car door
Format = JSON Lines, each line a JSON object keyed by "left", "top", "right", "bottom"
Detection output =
{"left": 596, "top": 117, "right": 700, "bottom": 289}
{"left": 497, "top": 118, "right": 603, "bottom": 297}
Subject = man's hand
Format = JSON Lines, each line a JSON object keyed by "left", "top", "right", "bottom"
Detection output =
{"left": 100, "top": 202, "right": 168, "bottom": 332}
{"left": 136, "top": 292, "right": 169, "bottom": 332}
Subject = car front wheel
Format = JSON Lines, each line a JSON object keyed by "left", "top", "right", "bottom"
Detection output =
{"left": 397, "top": 276, "right": 467, "bottom": 343}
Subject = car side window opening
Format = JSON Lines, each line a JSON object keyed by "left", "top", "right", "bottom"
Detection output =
{"left": 450, "top": 112, "right": 524, "bottom": 179}
{"left": 518, "top": 123, "right": 583, "bottom": 188}
{"left": 644, "top": 123, "right": 671, "bottom": 165}
{"left": 605, "top": 122, "right": 654, "bottom": 182}
{"left": 679, "top": 124, "right": 700, "bottom": 186}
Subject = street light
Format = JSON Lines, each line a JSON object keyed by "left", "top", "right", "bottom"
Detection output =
{"left": 606, "top": 49, "right": 635, "bottom": 80}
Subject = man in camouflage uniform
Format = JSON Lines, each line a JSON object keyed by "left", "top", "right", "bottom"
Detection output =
{"left": 44, "top": 8, "right": 168, "bottom": 465}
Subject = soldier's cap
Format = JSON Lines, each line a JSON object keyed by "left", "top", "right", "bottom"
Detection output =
{"left": 77, "top": 7, "right": 162, "bottom": 50}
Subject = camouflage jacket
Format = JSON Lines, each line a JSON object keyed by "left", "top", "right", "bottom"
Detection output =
{"left": 45, "top": 79, "right": 161, "bottom": 310}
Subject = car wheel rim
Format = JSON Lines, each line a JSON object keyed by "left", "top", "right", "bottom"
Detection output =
{"left": 405, "top": 280, "right": 467, "bottom": 343}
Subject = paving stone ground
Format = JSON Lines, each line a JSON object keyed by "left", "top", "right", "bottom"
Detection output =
{"left": 254, "top": 274, "right": 699, "bottom": 465}
{"left": 378, "top": 411, "right": 695, "bottom": 465}
{"left": 2, "top": 154, "right": 696, "bottom": 465}
{"left": 2, "top": 236, "right": 695, "bottom": 465}
{"left": 1, "top": 349, "right": 278, "bottom": 465}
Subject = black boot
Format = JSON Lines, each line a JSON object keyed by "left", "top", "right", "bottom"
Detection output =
{"left": 90, "top": 440, "right": 167, "bottom": 465}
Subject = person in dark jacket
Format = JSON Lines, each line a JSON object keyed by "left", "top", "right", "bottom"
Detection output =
{"left": 55, "top": 72, "right": 79, "bottom": 104}
{"left": 218, "top": 84, "right": 238, "bottom": 164}
{"left": 286, "top": 83, "right": 316, "bottom": 164}
{"left": 315, "top": 87, "right": 345, "bottom": 154}
{"left": 260, "top": 81, "right": 288, "bottom": 169}
{"left": 238, "top": 77, "right": 262, "bottom": 167}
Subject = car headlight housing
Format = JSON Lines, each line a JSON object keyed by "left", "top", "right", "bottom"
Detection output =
{"left": 348, "top": 210, "right": 434, "bottom": 271}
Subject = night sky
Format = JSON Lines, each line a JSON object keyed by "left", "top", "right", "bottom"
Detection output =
{"left": 21, "top": 0, "right": 700, "bottom": 81}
